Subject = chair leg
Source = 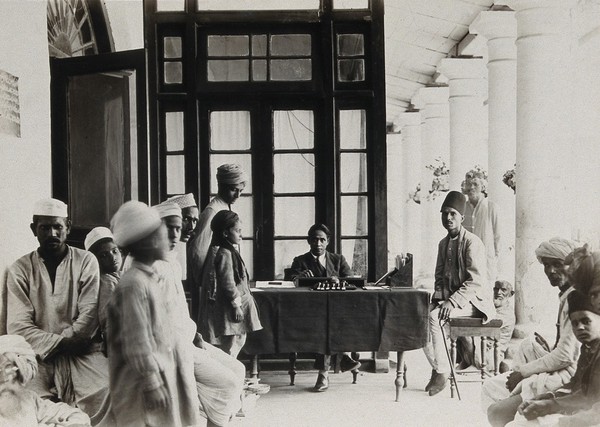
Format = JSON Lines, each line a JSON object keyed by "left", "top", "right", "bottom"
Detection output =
{"left": 480, "top": 337, "right": 487, "bottom": 380}
{"left": 450, "top": 338, "right": 457, "bottom": 399}
{"left": 493, "top": 338, "right": 500, "bottom": 375}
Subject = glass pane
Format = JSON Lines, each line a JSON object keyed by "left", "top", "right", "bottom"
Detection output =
{"left": 68, "top": 71, "right": 137, "bottom": 226}
{"left": 252, "top": 60, "right": 267, "bottom": 81}
{"left": 164, "top": 37, "right": 182, "bottom": 58}
{"left": 274, "top": 154, "right": 315, "bottom": 193}
{"left": 274, "top": 197, "right": 315, "bottom": 236}
{"left": 341, "top": 239, "right": 368, "bottom": 278}
{"left": 338, "top": 59, "right": 365, "bottom": 82}
{"left": 274, "top": 240, "right": 311, "bottom": 279}
{"left": 337, "top": 34, "right": 364, "bottom": 56}
{"left": 210, "top": 111, "right": 251, "bottom": 150}
{"left": 270, "top": 34, "right": 311, "bottom": 56}
{"left": 166, "top": 155, "right": 185, "bottom": 194}
{"left": 209, "top": 154, "right": 253, "bottom": 193}
{"left": 339, "top": 110, "right": 366, "bottom": 149}
{"left": 207, "top": 60, "right": 249, "bottom": 81}
{"left": 270, "top": 59, "right": 312, "bottom": 81}
{"left": 198, "top": 0, "right": 319, "bottom": 10}
{"left": 240, "top": 240, "right": 254, "bottom": 280}
{"left": 165, "top": 111, "right": 184, "bottom": 151}
{"left": 273, "top": 110, "right": 314, "bottom": 150}
{"left": 340, "top": 153, "right": 367, "bottom": 193}
{"left": 252, "top": 35, "right": 267, "bottom": 56}
{"left": 164, "top": 61, "right": 182, "bottom": 84}
{"left": 341, "top": 195, "right": 368, "bottom": 236}
{"left": 333, "top": 0, "right": 368, "bottom": 9}
{"left": 234, "top": 195, "right": 254, "bottom": 232}
{"left": 157, "top": 0, "right": 185, "bottom": 11}
{"left": 207, "top": 35, "right": 249, "bottom": 57}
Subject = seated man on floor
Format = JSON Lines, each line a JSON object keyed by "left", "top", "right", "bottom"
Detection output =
{"left": 423, "top": 190, "right": 496, "bottom": 397}
{"left": 6, "top": 198, "right": 108, "bottom": 418}
{"left": 0, "top": 334, "right": 90, "bottom": 427}
{"left": 287, "top": 223, "right": 361, "bottom": 392}
{"left": 483, "top": 237, "right": 579, "bottom": 427}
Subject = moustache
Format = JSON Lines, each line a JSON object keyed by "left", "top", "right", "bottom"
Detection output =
{"left": 45, "top": 238, "right": 61, "bottom": 245}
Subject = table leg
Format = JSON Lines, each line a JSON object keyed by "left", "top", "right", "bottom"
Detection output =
{"left": 288, "top": 352, "right": 297, "bottom": 386}
{"left": 250, "top": 355, "right": 259, "bottom": 380}
{"left": 395, "top": 351, "right": 405, "bottom": 402}
{"left": 480, "top": 336, "right": 487, "bottom": 380}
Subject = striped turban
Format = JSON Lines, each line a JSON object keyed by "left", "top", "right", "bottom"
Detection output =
{"left": 535, "top": 237, "right": 577, "bottom": 263}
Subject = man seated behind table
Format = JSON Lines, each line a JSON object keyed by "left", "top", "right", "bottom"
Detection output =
{"left": 287, "top": 223, "right": 361, "bottom": 393}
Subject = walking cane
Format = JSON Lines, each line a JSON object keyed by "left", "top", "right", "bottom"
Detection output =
{"left": 440, "top": 318, "right": 461, "bottom": 400}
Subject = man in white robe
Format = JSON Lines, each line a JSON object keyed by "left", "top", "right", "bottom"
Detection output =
{"left": 6, "top": 198, "right": 108, "bottom": 418}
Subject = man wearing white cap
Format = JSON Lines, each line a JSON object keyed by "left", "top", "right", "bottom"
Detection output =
{"left": 165, "top": 193, "right": 199, "bottom": 283}
{"left": 189, "top": 164, "right": 248, "bottom": 315}
{"left": 6, "top": 198, "right": 108, "bottom": 418}
{"left": 154, "top": 201, "right": 246, "bottom": 427}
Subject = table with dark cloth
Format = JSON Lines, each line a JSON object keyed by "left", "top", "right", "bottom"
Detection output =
{"left": 244, "top": 287, "right": 430, "bottom": 400}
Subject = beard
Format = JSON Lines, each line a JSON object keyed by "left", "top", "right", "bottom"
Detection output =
{"left": 0, "top": 383, "right": 27, "bottom": 419}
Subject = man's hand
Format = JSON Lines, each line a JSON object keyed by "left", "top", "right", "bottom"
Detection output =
{"left": 518, "top": 399, "right": 556, "bottom": 420}
{"left": 300, "top": 270, "right": 314, "bottom": 278}
{"left": 57, "top": 335, "right": 94, "bottom": 357}
{"left": 506, "top": 370, "right": 524, "bottom": 392}
{"left": 438, "top": 300, "right": 455, "bottom": 321}
{"left": 144, "top": 385, "right": 170, "bottom": 411}
{"left": 233, "top": 306, "right": 244, "bottom": 322}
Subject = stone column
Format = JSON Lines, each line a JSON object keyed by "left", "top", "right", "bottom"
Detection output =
{"left": 386, "top": 131, "right": 404, "bottom": 270}
{"left": 470, "top": 10, "right": 517, "bottom": 291}
{"left": 438, "top": 57, "right": 487, "bottom": 190}
{"left": 413, "top": 86, "right": 450, "bottom": 288}
{"left": 399, "top": 111, "right": 422, "bottom": 277}
{"left": 508, "top": 0, "right": 577, "bottom": 331}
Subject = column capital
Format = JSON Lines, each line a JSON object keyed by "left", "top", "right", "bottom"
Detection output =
{"left": 506, "top": 0, "right": 578, "bottom": 38}
{"left": 398, "top": 111, "right": 421, "bottom": 128}
{"left": 470, "top": 10, "right": 516, "bottom": 41}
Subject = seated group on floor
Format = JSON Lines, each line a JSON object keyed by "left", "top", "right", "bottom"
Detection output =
{"left": 3, "top": 163, "right": 599, "bottom": 426}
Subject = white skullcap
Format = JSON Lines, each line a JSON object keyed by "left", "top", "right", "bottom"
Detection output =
{"left": 0, "top": 335, "right": 37, "bottom": 385}
{"left": 166, "top": 193, "right": 197, "bottom": 209}
{"left": 111, "top": 201, "right": 162, "bottom": 248}
{"left": 153, "top": 202, "right": 182, "bottom": 219}
{"left": 84, "top": 227, "right": 114, "bottom": 251}
{"left": 535, "top": 237, "right": 577, "bottom": 263}
{"left": 33, "top": 198, "right": 68, "bottom": 217}
{"left": 216, "top": 163, "right": 248, "bottom": 185}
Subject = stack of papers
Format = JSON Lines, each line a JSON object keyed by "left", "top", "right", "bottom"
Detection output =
{"left": 254, "top": 281, "right": 296, "bottom": 289}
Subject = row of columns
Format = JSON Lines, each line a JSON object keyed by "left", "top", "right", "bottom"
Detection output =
{"left": 391, "top": 0, "right": 600, "bottom": 331}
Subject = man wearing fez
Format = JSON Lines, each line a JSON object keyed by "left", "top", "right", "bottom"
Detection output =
{"left": 6, "top": 198, "right": 108, "bottom": 418}
{"left": 189, "top": 164, "right": 248, "bottom": 313}
{"left": 484, "top": 238, "right": 579, "bottom": 427}
{"left": 423, "top": 190, "right": 495, "bottom": 397}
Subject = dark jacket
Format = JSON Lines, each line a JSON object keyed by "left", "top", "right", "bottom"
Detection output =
{"left": 287, "top": 251, "right": 353, "bottom": 280}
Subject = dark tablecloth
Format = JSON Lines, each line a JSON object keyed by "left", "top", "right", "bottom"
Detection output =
{"left": 244, "top": 288, "right": 430, "bottom": 354}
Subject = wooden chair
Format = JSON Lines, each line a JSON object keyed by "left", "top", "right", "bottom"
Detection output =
{"left": 448, "top": 317, "right": 504, "bottom": 399}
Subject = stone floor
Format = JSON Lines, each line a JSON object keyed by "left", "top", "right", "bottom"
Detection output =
{"left": 232, "top": 349, "right": 492, "bottom": 427}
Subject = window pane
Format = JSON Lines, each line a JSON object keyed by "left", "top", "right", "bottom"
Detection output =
{"left": 209, "top": 154, "right": 253, "bottom": 193}
{"left": 341, "top": 195, "right": 368, "bottom": 236}
{"left": 270, "top": 34, "right": 311, "bottom": 56}
{"left": 166, "top": 155, "right": 185, "bottom": 194}
{"left": 340, "top": 153, "right": 367, "bottom": 193}
{"left": 274, "top": 154, "right": 315, "bottom": 193}
{"left": 198, "top": 0, "right": 319, "bottom": 10}
{"left": 339, "top": 110, "right": 366, "bottom": 149}
{"left": 252, "top": 60, "right": 267, "bottom": 81}
{"left": 274, "top": 197, "right": 315, "bottom": 236}
{"left": 252, "top": 35, "right": 267, "bottom": 56}
{"left": 240, "top": 240, "right": 254, "bottom": 279}
{"left": 157, "top": 0, "right": 185, "bottom": 11}
{"left": 341, "top": 239, "right": 368, "bottom": 278}
{"left": 207, "top": 60, "right": 249, "bottom": 81}
{"left": 164, "top": 62, "right": 182, "bottom": 84}
{"left": 338, "top": 59, "right": 365, "bottom": 82}
{"left": 165, "top": 111, "right": 184, "bottom": 151}
{"left": 333, "top": 0, "right": 368, "bottom": 9}
{"left": 274, "top": 240, "right": 311, "bottom": 279}
{"left": 235, "top": 196, "right": 254, "bottom": 238}
{"left": 270, "top": 59, "right": 312, "bottom": 81}
{"left": 210, "top": 111, "right": 251, "bottom": 150}
{"left": 207, "top": 35, "right": 249, "bottom": 57}
{"left": 337, "top": 34, "right": 364, "bottom": 56}
{"left": 164, "top": 37, "right": 182, "bottom": 58}
{"left": 273, "top": 110, "right": 314, "bottom": 150}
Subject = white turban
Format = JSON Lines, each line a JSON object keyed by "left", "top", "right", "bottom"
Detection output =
{"left": 216, "top": 163, "right": 248, "bottom": 185}
{"left": 32, "top": 198, "right": 68, "bottom": 218}
{"left": 535, "top": 237, "right": 577, "bottom": 263}
{"left": 166, "top": 193, "right": 197, "bottom": 209}
{"left": 84, "top": 226, "right": 114, "bottom": 251}
{"left": 111, "top": 201, "right": 162, "bottom": 248}
{"left": 0, "top": 335, "right": 37, "bottom": 385}
{"left": 153, "top": 202, "right": 182, "bottom": 219}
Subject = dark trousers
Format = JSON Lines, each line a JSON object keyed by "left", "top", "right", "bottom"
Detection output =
{"left": 314, "top": 354, "right": 332, "bottom": 371}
